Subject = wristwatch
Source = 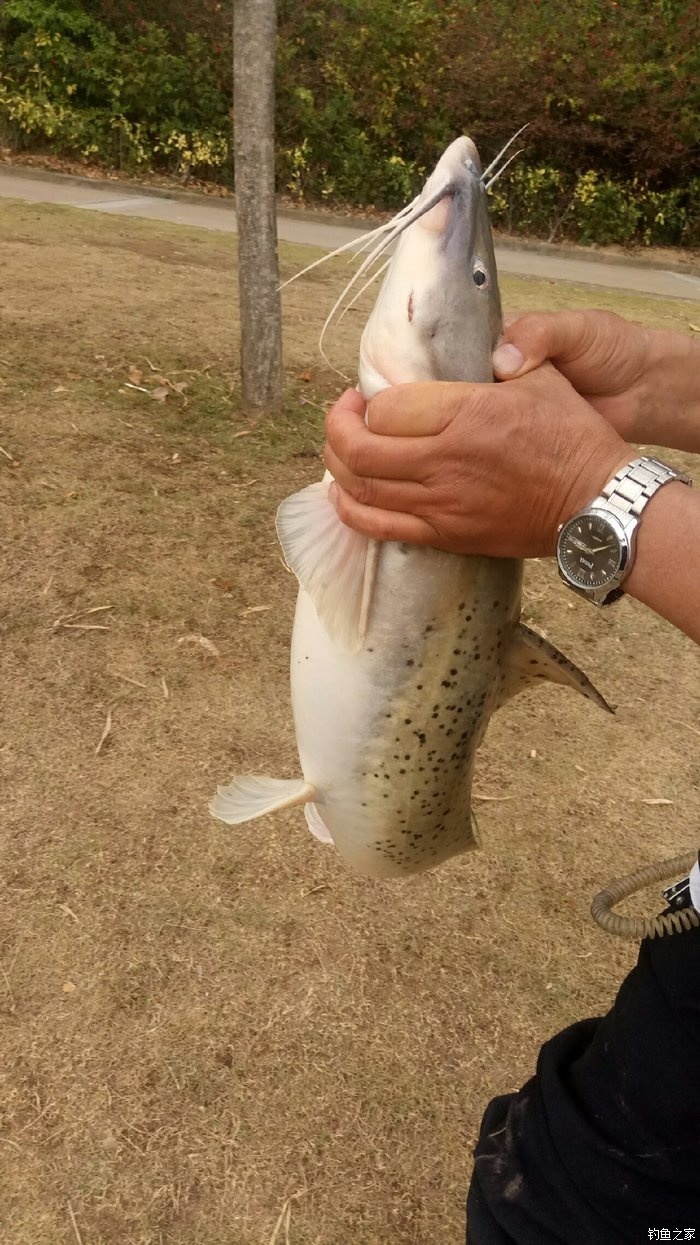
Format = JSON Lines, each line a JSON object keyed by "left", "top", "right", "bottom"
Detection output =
{"left": 556, "top": 456, "right": 693, "bottom": 606}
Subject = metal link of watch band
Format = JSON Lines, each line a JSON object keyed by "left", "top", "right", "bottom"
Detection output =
{"left": 594, "top": 456, "right": 692, "bottom": 521}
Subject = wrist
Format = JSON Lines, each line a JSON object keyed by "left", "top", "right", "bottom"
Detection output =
{"left": 554, "top": 441, "right": 631, "bottom": 546}
{"left": 636, "top": 331, "right": 700, "bottom": 452}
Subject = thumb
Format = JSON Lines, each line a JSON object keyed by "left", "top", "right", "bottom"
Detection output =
{"left": 492, "top": 310, "right": 598, "bottom": 380}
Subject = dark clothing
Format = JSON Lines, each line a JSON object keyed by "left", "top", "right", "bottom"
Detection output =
{"left": 467, "top": 924, "right": 700, "bottom": 1244}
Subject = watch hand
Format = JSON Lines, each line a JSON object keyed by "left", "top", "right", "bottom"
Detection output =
{"left": 570, "top": 537, "right": 596, "bottom": 554}
{"left": 590, "top": 544, "right": 614, "bottom": 554}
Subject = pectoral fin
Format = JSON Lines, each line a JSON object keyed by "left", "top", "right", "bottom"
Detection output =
{"left": 497, "top": 622, "right": 614, "bottom": 714}
{"left": 210, "top": 776, "right": 317, "bottom": 825}
{"left": 276, "top": 478, "right": 377, "bottom": 652}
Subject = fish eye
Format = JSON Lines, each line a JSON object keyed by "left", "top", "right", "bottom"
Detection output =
{"left": 472, "top": 262, "right": 488, "bottom": 289}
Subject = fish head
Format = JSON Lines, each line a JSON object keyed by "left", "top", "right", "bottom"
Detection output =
{"left": 359, "top": 136, "right": 502, "bottom": 396}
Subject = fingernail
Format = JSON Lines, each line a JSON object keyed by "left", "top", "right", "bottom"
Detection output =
{"left": 328, "top": 481, "right": 339, "bottom": 507}
{"left": 492, "top": 343, "right": 524, "bottom": 376}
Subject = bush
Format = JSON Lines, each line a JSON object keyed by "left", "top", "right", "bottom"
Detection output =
{"left": 0, "top": 0, "right": 697, "bottom": 247}
{"left": 0, "top": 0, "right": 231, "bottom": 178}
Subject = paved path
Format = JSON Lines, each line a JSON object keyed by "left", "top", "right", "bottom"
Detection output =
{"left": 1, "top": 167, "right": 699, "bottom": 302}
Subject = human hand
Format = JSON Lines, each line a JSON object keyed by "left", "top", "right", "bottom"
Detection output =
{"left": 324, "top": 365, "right": 629, "bottom": 559}
{"left": 492, "top": 310, "right": 700, "bottom": 453}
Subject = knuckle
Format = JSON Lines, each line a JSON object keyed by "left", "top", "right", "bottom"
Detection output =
{"left": 513, "top": 313, "right": 552, "bottom": 356}
{"left": 353, "top": 475, "right": 377, "bottom": 507}
{"left": 366, "top": 387, "right": 394, "bottom": 433}
{"left": 344, "top": 438, "right": 366, "bottom": 478}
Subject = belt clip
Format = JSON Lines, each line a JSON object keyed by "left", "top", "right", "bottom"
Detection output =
{"left": 662, "top": 876, "right": 693, "bottom": 912}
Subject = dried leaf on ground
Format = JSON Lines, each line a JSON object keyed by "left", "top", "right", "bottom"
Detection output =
{"left": 177, "top": 634, "right": 221, "bottom": 658}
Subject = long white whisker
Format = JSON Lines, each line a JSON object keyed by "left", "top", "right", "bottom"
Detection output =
{"left": 345, "top": 196, "right": 420, "bottom": 264}
{"left": 480, "top": 124, "right": 529, "bottom": 183}
{"left": 335, "top": 256, "right": 393, "bottom": 327}
{"left": 483, "top": 149, "right": 524, "bottom": 192}
{"left": 318, "top": 233, "right": 402, "bottom": 378}
{"left": 278, "top": 196, "right": 420, "bottom": 292}
{"left": 317, "top": 179, "right": 454, "bottom": 371}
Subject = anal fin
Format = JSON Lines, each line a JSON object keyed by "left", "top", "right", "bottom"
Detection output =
{"left": 304, "top": 802, "right": 334, "bottom": 845}
{"left": 210, "top": 776, "right": 316, "bottom": 825}
{"left": 497, "top": 622, "right": 614, "bottom": 714}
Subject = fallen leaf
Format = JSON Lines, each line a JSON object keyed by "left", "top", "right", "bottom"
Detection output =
{"left": 171, "top": 452, "right": 181, "bottom": 463}
{"left": 169, "top": 381, "right": 188, "bottom": 395}
{"left": 529, "top": 749, "right": 538, "bottom": 759}
{"left": 66, "top": 371, "right": 82, "bottom": 381}
{"left": 53, "top": 385, "right": 67, "bottom": 394}
{"left": 212, "top": 576, "right": 236, "bottom": 593}
{"left": 177, "top": 633, "right": 221, "bottom": 658}
{"left": 63, "top": 981, "right": 76, "bottom": 994}
{"left": 298, "top": 369, "right": 312, "bottom": 382}
{"left": 150, "top": 386, "right": 169, "bottom": 401}
{"left": 689, "top": 323, "right": 700, "bottom": 333}
{"left": 128, "top": 365, "right": 144, "bottom": 385}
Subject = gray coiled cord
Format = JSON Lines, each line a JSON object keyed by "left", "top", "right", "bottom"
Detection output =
{"left": 591, "top": 850, "right": 700, "bottom": 939}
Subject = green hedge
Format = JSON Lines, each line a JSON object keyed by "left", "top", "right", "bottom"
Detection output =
{"left": 1, "top": 0, "right": 698, "bottom": 248}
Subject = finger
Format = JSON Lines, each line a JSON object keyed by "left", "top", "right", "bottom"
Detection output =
{"left": 492, "top": 310, "right": 599, "bottom": 379}
{"left": 325, "top": 400, "right": 437, "bottom": 481}
{"left": 330, "top": 387, "right": 367, "bottom": 418}
{"left": 366, "top": 381, "right": 461, "bottom": 436}
{"left": 330, "top": 482, "right": 439, "bottom": 545}
{"left": 324, "top": 445, "right": 428, "bottom": 511}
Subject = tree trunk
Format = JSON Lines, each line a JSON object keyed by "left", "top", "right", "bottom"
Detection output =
{"left": 233, "top": 0, "right": 283, "bottom": 414}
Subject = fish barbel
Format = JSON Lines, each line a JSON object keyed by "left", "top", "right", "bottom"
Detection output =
{"left": 211, "top": 135, "right": 612, "bottom": 877}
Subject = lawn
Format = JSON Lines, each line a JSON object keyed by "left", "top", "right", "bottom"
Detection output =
{"left": 0, "top": 199, "right": 699, "bottom": 1244}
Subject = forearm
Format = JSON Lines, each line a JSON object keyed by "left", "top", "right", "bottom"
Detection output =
{"left": 625, "top": 481, "right": 700, "bottom": 643}
{"left": 636, "top": 331, "right": 700, "bottom": 453}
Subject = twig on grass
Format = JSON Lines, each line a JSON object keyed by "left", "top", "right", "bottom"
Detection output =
{"left": 95, "top": 710, "right": 113, "bottom": 757}
{"left": 110, "top": 671, "right": 148, "bottom": 690}
{"left": 52, "top": 605, "right": 113, "bottom": 631}
{"left": 67, "top": 1201, "right": 84, "bottom": 1245}
{"left": 268, "top": 1191, "right": 305, "bottom": 1245}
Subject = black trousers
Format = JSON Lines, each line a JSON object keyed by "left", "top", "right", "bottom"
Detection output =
{"left": 466, "top": 923, "right": 700, "bottom": 1244}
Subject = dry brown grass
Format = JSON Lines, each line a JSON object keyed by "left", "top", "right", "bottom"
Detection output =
{"left": 0, "top": 199, "right": 699, "bottom": 1244}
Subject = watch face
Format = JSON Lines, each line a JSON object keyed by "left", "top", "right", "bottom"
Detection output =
{"left": 558, "top": 513, "right": 624, "bottom": 590}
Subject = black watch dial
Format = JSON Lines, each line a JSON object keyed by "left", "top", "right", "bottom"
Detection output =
{"left": 558, "top": 513, "right": 623, "bottom": 589}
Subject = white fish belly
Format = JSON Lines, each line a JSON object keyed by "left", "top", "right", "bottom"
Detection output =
{"left": 290, "top": 540, "right": 522, "bottom": 878}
